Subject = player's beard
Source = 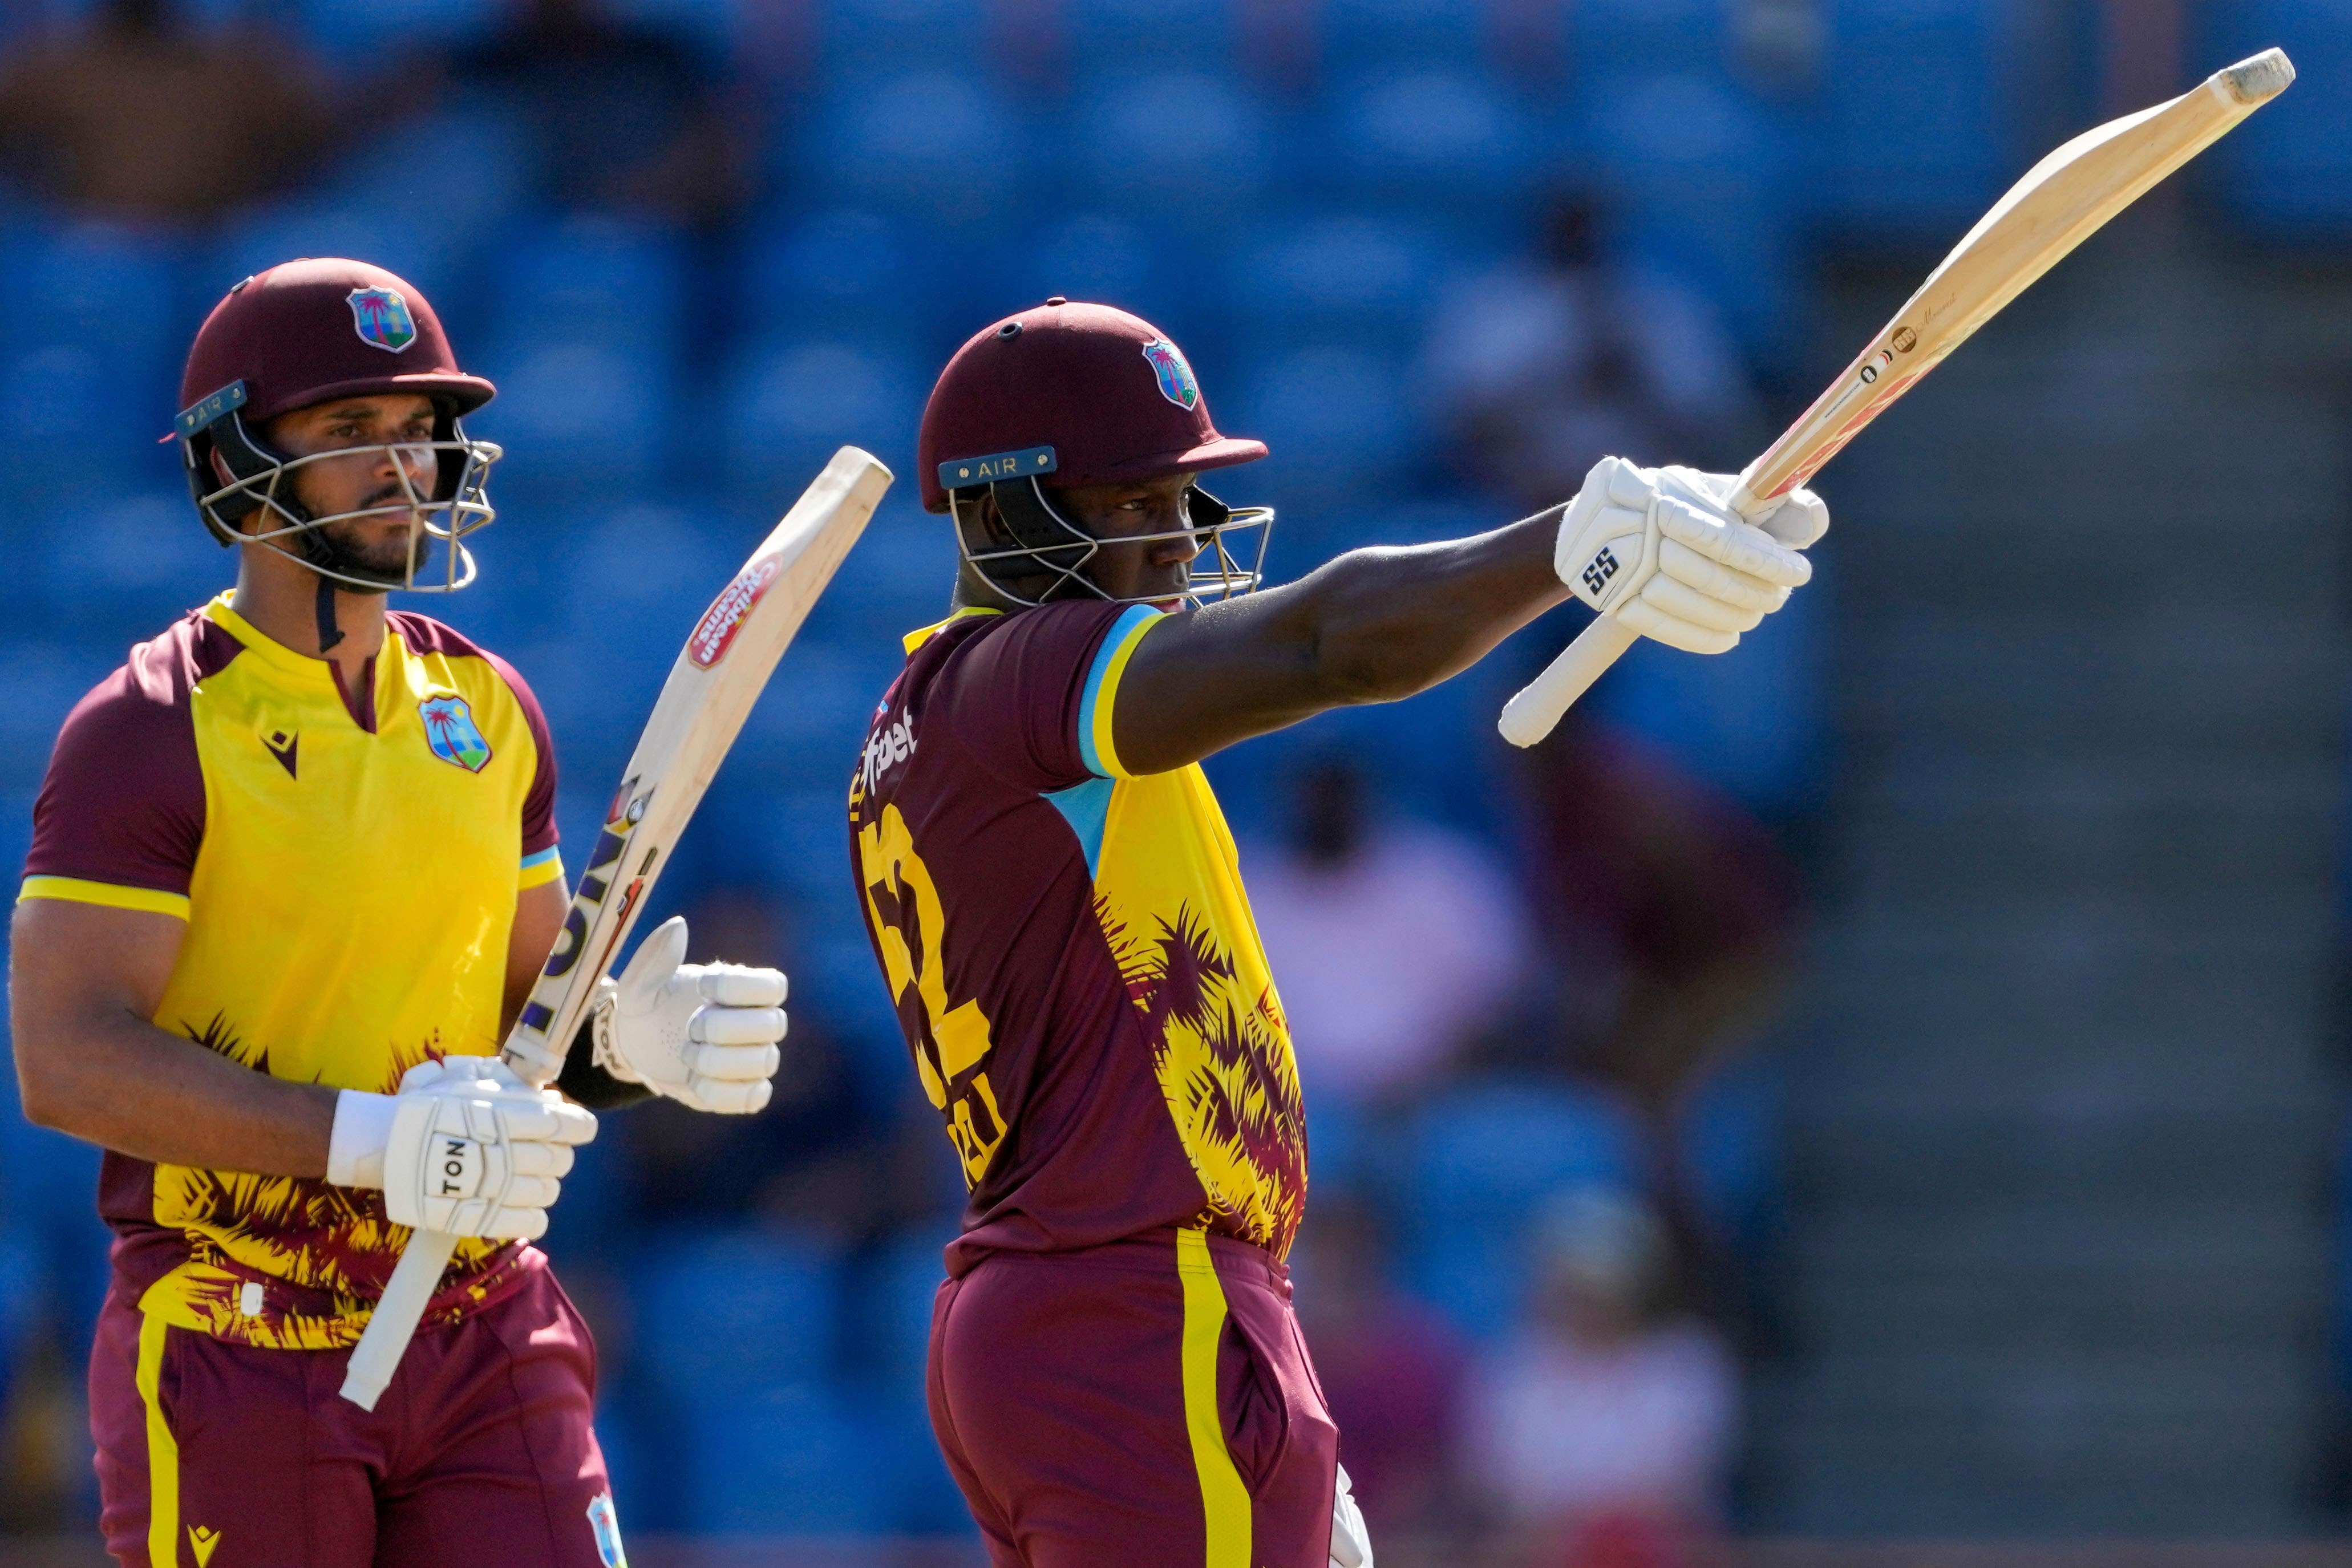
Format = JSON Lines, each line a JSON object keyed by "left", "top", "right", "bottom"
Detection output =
{"left": 297, "top": 481, "right": 429, "bottom": 590}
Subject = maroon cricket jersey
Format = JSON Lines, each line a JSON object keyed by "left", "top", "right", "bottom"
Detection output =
{"left": 849, "top": 602, "right": 1309, "bottom": 1274}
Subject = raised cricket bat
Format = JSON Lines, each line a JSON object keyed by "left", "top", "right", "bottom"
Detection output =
{"left": 339, "top": 445, "right": 893, "bottom": 1410}
{"left": 1498, "top": 48, "right": 2295, "bottom": 749}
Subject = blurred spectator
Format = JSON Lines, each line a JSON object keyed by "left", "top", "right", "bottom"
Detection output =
{"left": 1521, "top": 718, "right": 1799, "bottom": 1116}
{"left": 1424, "top": 192, "right": 1757, "bottom": 514}
{"left": 1464, "top": 1189, "right": 1737, "bottom": 1565}
{"left": 1249, "top": 753, "right": 1532, "bottom": 1108}
{"left": 606, "top": 886, "right": 889, "bottom": 1242}
{"left": 1292, "top": 1194, "right": 1468, "bottom": 1535}
{"left": 0, "top": 0, "right": 330, "bottom": 224}
{"left": 456, "top": 0, "right": 752, "bottom": 226}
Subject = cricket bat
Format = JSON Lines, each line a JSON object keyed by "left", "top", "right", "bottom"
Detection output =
{"left": 339, "top": 445, "right": 893, "bottom": 1410}
{"left": 1498, "top": 48, "right": 2295, "bottom": 749}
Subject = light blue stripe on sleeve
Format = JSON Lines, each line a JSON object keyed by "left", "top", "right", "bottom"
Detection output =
{"left": 1075, "top": 604, "right": 1161, "bottom": 779}
{"left": 1045, "top": 777, "right": 1114, "bottom": 878}
{"left": 520, "top": 846, "right": 561, "bottom": 872}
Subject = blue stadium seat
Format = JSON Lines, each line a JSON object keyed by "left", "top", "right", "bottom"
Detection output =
{"left": 1013, "top": 213, "right": 1195, "bottom": 334}
{"left": 1566, "top": 0, "right": 1725, "bottom": 81}
{"left": 0, "top": 224, "right": 191, "bottom": 381}
{"left": 1224, "top": 345, "right": 1425, "bottom": 500}
{"left": 305, "top": 107, "right": 533, "bottom": 282}
{"left": 0, "top": 345, "right": 159, "bottom": 497}
{"left": 801, "top": 501, "right": 959, "bottom": 646}
{"left": 737, "top": 208, "right": 955, "bottom": 350}
{"left": 491, "top": 217, "right": 690, "bottom": 364}
{"left": 1574, "top": 75, "right": 1803, "bottom": 366}
{"left": 730, "top": 642, "right": 901, "bottom": 785}
{"left": 2203, "top": 0, "right": 2352, "bottom": 235}
{"left": 1815, "top": 0, "right": 2020, "bottom": 239}
{"left": 800, "top": 72, "right": 1039, "bottom": 226}
{"left": 0, "top": 658, "right": 95, "bottom": 794}
{"left": 634, "top": 1231, "right": 847, "bottom": 1396}
{"left": 1223, "top": 213, "right": 1447, "bottom": 353}
{"left": 209, "top": 200, "right": 465, "bottom": 315}
{"left": 1677, "top": 1052, "right": 1784, "bottom": 1263}
{"left": 546, "top": 504, "right": 738, "bottom": 654}
{"left": 603, "top": 0, "right": 740, "bottom": 60}
{"left": 42, "top": 492, "right": 224, "bottom": 647}
{"left": 1067, "top": 72, "right": 1276, "bottom": 214}
{"left": 679, "top": 1387, "right": 899, "bottom": 1534}
{"left": 1320, "top": 0, "right": 1491, "bottom": 70}
{"left": 1325, "top": 70, "right": 1541, "bottom": 216}
{"left": 1064, "top": 0, "right": 1237, "bottom": 68}
{"left": 816, "top": 0, "right": 991, "bottom": 71}
{"left": 1395, "top": 1079, "right": 1647, "bottom": 1335}
{"left": 467, "top": 342, "right": 672, "bottom": 494}
{"left": 860, "top": 1228, "right": 953, "bottom": 1393}
{"left": 1584, "top": 545, "right": 1829, "bottom": 818}
{"left": 297, "top": 0, "right": 497, "bottom": 68}
{"left": 720, "top": 338, "right": 925, "bottom": 499}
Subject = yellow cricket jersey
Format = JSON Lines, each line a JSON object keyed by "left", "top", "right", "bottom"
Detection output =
{"left": 19, "top": 594, "right": 562, "bottom": 1348}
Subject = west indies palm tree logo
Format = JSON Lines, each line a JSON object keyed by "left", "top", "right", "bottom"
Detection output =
{"left": 419, "top": 695, "right": 493, "bottom": 772}
{"left": 346, "top": 286, "right": 418, "bottom": 353}
{"left": 1140, "top": 339, "right": 1200, "bottom": 410}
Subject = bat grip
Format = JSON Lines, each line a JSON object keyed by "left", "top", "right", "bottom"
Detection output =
{"left": 338, "top": 1227, "right": 460, "bottom": 1410}
{"left": 1497, "top": 615, "right": 1639, "bottom": 748}
{"left": 1497, "top": 477, "right": 1775, "bottom": 749}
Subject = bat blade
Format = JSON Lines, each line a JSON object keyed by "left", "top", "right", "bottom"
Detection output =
{"left": 1498, "top": 47, "right": 2293, "bottom": 749}
{"left": 338, "top": 446, "right": 893, "bottom": 1411}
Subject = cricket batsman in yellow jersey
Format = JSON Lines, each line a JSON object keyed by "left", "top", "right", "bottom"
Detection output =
{"left": 849, "top": 299, "right": 1835, "bottom": 1567}
{"left": 9, "top": 258, "right": 792, "bottom": 1568}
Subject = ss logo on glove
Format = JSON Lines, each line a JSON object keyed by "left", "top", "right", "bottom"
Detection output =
{"left": 1581, "top": 546, "right": 1621, "bottom": 598}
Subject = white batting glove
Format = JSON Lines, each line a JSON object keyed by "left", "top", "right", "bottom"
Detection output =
{"left": 590, "top": 915, "right": 788, "bottom": 1115}
{"left": 1554, "top": 456, "right": 1826, "bottom": 655}
{"left": 329, "top": 1058, "right": 597, "bottom": 1240}
{"left": 1330, "top": 1463, "right": 1373, "bottom": 1568}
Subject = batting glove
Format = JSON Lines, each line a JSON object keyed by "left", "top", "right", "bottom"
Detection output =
{"left": 1330, "top": 1463, "right": 1373, "bottom": 1568}
{"left": 329, "top": 1057, "right": 597, "bottom": 1240}
{"left": 590, "top": 915, "right": 788, "bottom": 1115}
{"left": 1555, "top": 456, "right": 1827, "bottom": 655}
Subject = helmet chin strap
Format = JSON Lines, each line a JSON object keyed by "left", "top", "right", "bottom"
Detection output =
{"left": 314, "top": 574, "right": 343, "bottom": 655}
{"left": 293, "top": 518, "right": 400, "bottom": 658}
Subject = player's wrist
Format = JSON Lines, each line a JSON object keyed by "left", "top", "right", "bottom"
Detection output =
{"left": 587, "top": 979, "right": 649, "bottom": 1085}
{"left": 326, "top": 1089, "right": 399, "bottom": 1189}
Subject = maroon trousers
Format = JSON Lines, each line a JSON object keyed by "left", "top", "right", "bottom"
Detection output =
{"left": 929, "top": 1228, "right": 1341, "bottom": 1568}
{"left": 90, "top": 1260, "right": 620, "bottom": 1568}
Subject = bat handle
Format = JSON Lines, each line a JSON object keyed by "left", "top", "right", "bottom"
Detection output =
{"left": 1497, "top": 476, "right": 1775, "bottom": 749}
{"left": 338, "top": 1227, "right": 461, "bottom": 1410}
{"left": 1497, "top": 615, "right": 1639, "bottom": 748}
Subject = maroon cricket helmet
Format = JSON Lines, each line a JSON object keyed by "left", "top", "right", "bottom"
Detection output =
{"left": 178, "top": 257, "right": 495, "bottom": 427}
{"left": 917, "top": 298, "right": 1265, "bottom": 513}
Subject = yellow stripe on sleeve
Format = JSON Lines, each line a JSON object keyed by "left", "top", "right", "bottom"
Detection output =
{"left": 1087, "top": 610, "right": 1164, "bottom": 781}
{"left": 17, "top": 876, "right": 190, "bottom": 920}
{"left": 1176, "top": 1226, "right": 1252, "bottom": 1568}
{"left": 517, "top": 849, "right": 564, "bottom": 891}
{"left": 135, "top": 1307, "right": 180, "bottom": 1568}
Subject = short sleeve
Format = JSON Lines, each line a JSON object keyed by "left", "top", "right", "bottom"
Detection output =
{"left": 935, "top": 603, "right": 1166, "bottom": 792}
{"left": 21, "top": 668, "right": 206, "bottom": 919}
{"left": 481, "top": 649, "right": 561, "bottom": 884}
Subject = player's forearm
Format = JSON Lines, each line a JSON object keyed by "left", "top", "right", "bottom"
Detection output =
{"left": 14, "top": 1010, "right": 335, "bottom": 1178}
{"left": 1276, "top": 507, "right": 1570, "bottom": 704}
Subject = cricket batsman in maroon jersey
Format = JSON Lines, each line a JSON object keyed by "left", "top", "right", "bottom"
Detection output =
{"left": 848, "top": 298, "right": 1832, "bottom": 1567}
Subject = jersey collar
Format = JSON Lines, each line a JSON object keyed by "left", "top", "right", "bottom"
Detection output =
{"left": 901, "top": 605, "right": 1003, "bottom": 655}
{"left": 203, "top": 593, "right": 338, "bottom": 683}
